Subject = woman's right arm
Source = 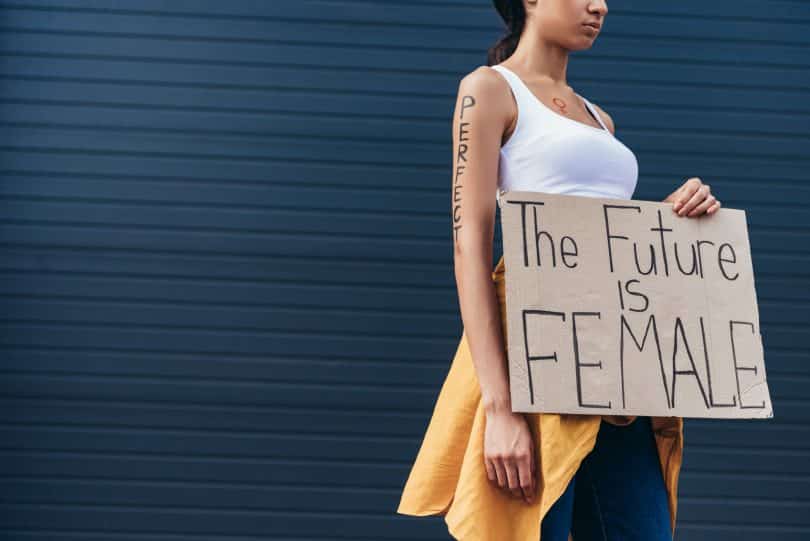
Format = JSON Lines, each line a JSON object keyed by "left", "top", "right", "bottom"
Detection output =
{"left": 450, "top": 67, "right": 536, "bottom": 505}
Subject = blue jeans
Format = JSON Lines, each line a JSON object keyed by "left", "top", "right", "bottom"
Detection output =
{"left": 540, "top": 416, "right": 673, "bottom": 541}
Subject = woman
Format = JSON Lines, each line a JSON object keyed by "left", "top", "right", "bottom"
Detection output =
{"left": 398, "top": 1, "right": 721, "bottom": 540}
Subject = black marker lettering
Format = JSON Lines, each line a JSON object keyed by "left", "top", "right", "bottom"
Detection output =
{"left": 717, "top": 243, "right": 739, "bottom": 280}
{"left": 452, "top": 95, "right": 476, "bottom": 244}
{"left": 522, "top": 309, "right": 566, "bottom": 405}
{"left": 603, "top": 204, "right": 641, "bottom": 273}
{"left": 700, "top": 316, "right": 736, "bottom": 408}
{"left": 671, "top": 317, "right": 710, "bottom": 409}
{"left": 620, "top": 314, "right": 669, "bottom": 409}
{"left": 572, "top": 311, "right": 611, "bottom": 409}
{"left": 730, "top": 320, "right": 766, "bottom": 409}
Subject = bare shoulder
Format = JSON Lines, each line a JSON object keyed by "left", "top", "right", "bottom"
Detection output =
{"left": 589, "top": 101, "right": 616, "bottom": 135}
{"left": 458, "top": 65, "right": 509, "bottom": 96}
{"left": 455, "top": 66, "right": 515, "bottom": 117}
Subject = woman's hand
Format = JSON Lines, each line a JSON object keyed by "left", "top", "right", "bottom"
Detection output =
{"left": 664, "top": 177, "right": 721, "bottom": 217}
{"left": 483, "top": 408, "right": 536, "bottom": 504}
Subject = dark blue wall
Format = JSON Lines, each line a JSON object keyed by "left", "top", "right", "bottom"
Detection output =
{"left": 1, "top": 1, "right": 808, "bottom": 539}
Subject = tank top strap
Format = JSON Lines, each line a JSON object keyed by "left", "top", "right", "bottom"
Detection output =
{"left": 489, "top": 64, "right": 531, "bottom": 112}
{"left": 579, "top": 95, "right": 610, "bottom": 133}
{"left": 490, "top": 64, "right": 528, "bottom": 206}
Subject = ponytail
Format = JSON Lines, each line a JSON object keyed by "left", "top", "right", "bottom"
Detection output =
{"left": 487, "top": 0, "right": 526, "bottom": 65}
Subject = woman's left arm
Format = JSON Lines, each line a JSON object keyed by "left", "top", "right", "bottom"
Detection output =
{"left": 664, "top": 177, "right": 721, "bottom": 217}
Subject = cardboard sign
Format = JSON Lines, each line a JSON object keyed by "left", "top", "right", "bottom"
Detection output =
{"left": 498, "top": 190, "right": 774, "bottom": 419}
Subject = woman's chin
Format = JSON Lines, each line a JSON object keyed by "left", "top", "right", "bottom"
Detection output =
{"left": 571, "top": 39, "right": 596, "bottom": 51}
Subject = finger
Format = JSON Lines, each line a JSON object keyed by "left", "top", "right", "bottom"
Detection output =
{"left": 707, "top": 200, "right": 722, "bottom": 214}
{"left": 672, "top": 185, "right": 697, "bottom": 213}
{"left": 492, "top": 457, "right": 508, "bottom": 490}
{"left": 687, "top": 177, "right": 704, "bottom": 189}
{"left": 517, "top": 455, "right": 535, "bottom": 503}
{"left": 504, "top": 458, "right": 523, "bottom": 499}
{"left": 687, "top": 194, "right": 717, "bottom": 217}
{"left": 677, "top": 184, "right": 710, "bottom": 217}
{"left": 678, "top": 177, "right": 702, "bottom": 197}
{"left": 485, "top": 458, "right": 497, "bottom": 483}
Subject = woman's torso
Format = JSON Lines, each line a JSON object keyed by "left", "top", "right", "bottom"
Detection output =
{"left": 490, "top": 64, "right": 639, "bottom": 427}
{"left": 489, "top": 64, "right": 639, "bottom": 205}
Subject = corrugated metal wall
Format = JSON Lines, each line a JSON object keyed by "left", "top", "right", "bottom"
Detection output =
{"left": 1, "top": 1, "right": 808, "bottom": 539}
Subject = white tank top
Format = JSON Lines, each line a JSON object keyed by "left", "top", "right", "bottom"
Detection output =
{"left": 489, "top": 64, "right": 638, "bottom": 205}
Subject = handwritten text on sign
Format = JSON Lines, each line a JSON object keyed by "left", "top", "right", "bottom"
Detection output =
{"left": 499, "top": 190, "right": 773, "bottom": 419}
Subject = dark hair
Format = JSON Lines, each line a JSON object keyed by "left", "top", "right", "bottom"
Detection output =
{"left": 487, "top": 0, "right": 526, "bottom": 65}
